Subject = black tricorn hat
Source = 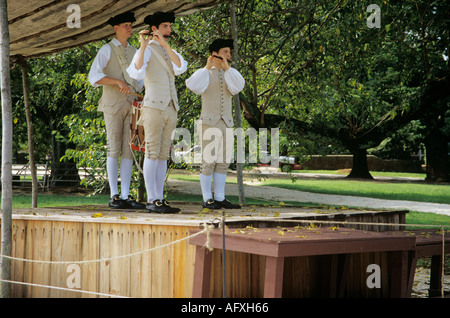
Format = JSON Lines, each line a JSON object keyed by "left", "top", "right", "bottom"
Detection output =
{"left": 107, "top": 11, "right": 136, "bottom": 26}
{"left": 209, "top": 39, "right": 234, "bottom": 53}
{"left": 144, "top": 11, "right": 175, "bottom": 28}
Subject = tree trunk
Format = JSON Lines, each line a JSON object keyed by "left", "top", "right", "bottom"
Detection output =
{"left": 19, "top": 58, "right": 39, "bottom": 207}
{"left": 424, "top": 128, "right": 449, "bottom": 182}
{"left": 347, "top": 148, "right": 373, "bottom": 179}
{"left": 0, "top": 0, "right": 13, "bottom": 297}
{"left": 230, "top": 0, "right": 245, "bottom": 205}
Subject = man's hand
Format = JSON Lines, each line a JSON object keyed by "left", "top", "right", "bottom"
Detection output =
{"left": 152, "top": 29, "right": 169, "bottom": 49}
{"left": 138, "top": 30, "right": 151, "bottom": 47}
{"left": 116, "top": 80, "right": 130, "bottom": 95}
{"left": 206, "top": 54, "right": 230, "bottom": 71}
{"left": 205, "top": 55, "right": 215, "bottom": 70}
{"left": 220, "top": 56, "right": 230, "bottom": 71}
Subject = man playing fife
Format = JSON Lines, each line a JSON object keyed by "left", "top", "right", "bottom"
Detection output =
{"left": 127, "top": 11, "right": 187, "bottom": 213}
{"left": 88, "top": 12, "right": 145, "bottom": 209}
{"left": 186, "top": 39, "right": 245, "bottom": 209}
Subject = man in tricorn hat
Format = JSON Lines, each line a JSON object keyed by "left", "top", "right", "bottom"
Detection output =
{"left": 186, "top": 39, "right": 245, "bottom": 209}
{"left": 127, "top": 11, "right": 187, "bottom": 213}
{"left": 88, "top": 11, "right": 145, "bottom": 209}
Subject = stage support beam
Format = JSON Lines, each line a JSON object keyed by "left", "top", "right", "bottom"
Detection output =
{"left": 230, "top": 0, "right": 245, "bottom": 205}
{"left": 0, "top": 0, "right": 13, "bottom": 298}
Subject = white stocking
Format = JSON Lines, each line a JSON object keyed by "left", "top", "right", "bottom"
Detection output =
{"left": 155, "top": 159, "right": 167, "bottom": 200}
{"left": 107, "top": 157, "right": 119, "bottom": 198}
{"left": 200, "top": 173, "right": 213, "bottom": 202}
{"left": 213, "top": 172, "right": 227, "bottom": 201}
{"left": 120, "top": 158, "right": 133, "bottom": 200}
{"left": 143, "top": 157, "right": 158, "bottom": 203}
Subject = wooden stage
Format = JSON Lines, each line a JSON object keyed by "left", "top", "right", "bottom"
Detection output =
{"left": 1, "top": 202, "right": 448, "bottom": 298}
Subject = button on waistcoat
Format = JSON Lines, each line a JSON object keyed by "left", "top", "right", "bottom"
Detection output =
{"left": 143, "top": 43, "right": 179, "bottom": 111}
{"left": 200, "top": 69, "right": 233, "bottom": 127}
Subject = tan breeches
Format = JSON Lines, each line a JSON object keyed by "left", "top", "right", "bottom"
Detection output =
{"left": 199, "top": 119, "right": 232, "bottom": 176}
{"left": 103, "top": 103, "right": 133, "bottom": 160}
{"left": 142, "top": 102, "right": 178, "bottom": 160}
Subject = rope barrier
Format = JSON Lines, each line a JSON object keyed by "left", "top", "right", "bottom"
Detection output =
{"left": 0, "top": 215, "right": 447, "bottom": 298}
{"left": 0, "top": 279, "right": 128, "bottom": 298}
{"left": 0, "top": 225, "right": 210, "bottom": 265}
{"left": 0, "top": 223, "right": 214, "bottom": 298}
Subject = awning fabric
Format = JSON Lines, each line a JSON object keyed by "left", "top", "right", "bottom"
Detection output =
{"left": 8, "top": 0, "right": 222, "bottom": 59}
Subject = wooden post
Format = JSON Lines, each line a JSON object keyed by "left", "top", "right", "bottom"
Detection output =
{"left": 229, "top": 0, "right": 245, "bottom": 205}
{"left": 264, "top": 256, "right": 284, "bottom": 298}
{"left": 192, "top": 246, "right": 213, "bottom": 298}
{"left": 0, "top": 0, "right": 13, "bottom": 298}
{"left": 19, "top": 57, "right": 39, "bottom": 207}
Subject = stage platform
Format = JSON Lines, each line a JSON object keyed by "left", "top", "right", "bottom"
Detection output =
{"left": 2, "top": 202, "right": 447, "bottom": 298}
{"left": 9, "top": 201, "right": 407, "bottom": 230}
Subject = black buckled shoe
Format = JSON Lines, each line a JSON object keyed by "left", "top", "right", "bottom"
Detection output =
{"left": 122, "top": 195, "right": 145, "bottom": 209}
{"left": 202, "top": 198, "right": 222, "bottom": 210}
{"left": 146, "top": 199, "right": 180, "bottom": 213}
{"left": 109, "top": 194, "right": 124, "bottom": 209}
{"left": 215, "top": 199, "right": 241, "bottom": 209}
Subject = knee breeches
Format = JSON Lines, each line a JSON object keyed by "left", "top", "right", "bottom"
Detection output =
{"left": 103, "top": 103, "right": 133, "bottom": 160}
{"left": 142, "top": 102, "right": 178, "bottom": 161}
{"left": 199, "top": 120, "right": 232, "bottom": 176}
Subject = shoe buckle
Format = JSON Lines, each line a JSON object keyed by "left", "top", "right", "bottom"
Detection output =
{"left": 155, "top": 200, "right": 163, "bottom": 207}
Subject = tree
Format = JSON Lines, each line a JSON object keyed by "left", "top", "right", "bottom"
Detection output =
{"left": 1, "top": 0, "right": 13, "bottom": 297}
{"left": 180, "top": 0, "right": 449, "bottom": 180}
{"left": 11, "top": 45, "right": 99, "bottom": 186}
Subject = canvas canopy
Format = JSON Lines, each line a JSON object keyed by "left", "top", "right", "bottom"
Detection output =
{"left": 8, "top": 0, "right": 222, "bottom": 59}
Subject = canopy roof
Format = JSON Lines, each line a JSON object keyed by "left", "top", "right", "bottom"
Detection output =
{"left": 8, "top": 0, "right": 222, "bottom": 59}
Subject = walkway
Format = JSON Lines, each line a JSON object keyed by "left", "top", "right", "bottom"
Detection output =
{"left": 167, "top": 171, "right": 450, "bottom": 216}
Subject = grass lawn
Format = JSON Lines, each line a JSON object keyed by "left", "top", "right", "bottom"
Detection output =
{"left": 168, "top": 172, "right": 450, "bottom": 204}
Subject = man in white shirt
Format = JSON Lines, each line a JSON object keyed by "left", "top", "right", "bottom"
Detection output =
{"left": 186, "top": 39, "right": 245, "bottom": 209}
{"left": 88, "top": 12, "right": 145, "bottom": 209}
{"left": 127, "top": 11, "right": 187, "bottom": 213}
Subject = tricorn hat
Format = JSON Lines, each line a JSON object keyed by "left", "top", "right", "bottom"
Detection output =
{"left": 144, "top": 11, "right": 175, "bottom": 28}
{"left": 209, "top": 39, "right": 234, "bottom": 54}
{"left": 107, "top": 11, "right": 136, "bottom": 26}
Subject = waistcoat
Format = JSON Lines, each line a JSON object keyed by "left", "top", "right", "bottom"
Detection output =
{"left": 200, "top": 68, "right": 234, "bottom": 127}
{"left": 143, "top": 42, "right": 179, "bottom": 111}
{"left": 98, "top": 41, "right": 136, "bottom": 114}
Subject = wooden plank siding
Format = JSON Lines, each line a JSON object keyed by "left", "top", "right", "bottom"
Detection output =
{"left": 0, "top": 205, "right": 421, "bottom": 298}
{"left": 8, "top": 218, "right": 197, "bottom": 298}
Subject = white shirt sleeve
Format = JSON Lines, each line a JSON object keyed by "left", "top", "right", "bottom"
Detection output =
{"left": 173, "top": 50, "right": 188, "bottom": 76}
{"left": 185, "top": 68, "right": 210, "bottom": 95}
{"left": 126, "top": 47, "right": 151, "bottom": 81}
{"left": 224, "top": 67, "right": 245, "bottom": 96}
{"left": 126, "top": 42, "right": 188, "bottom": 80}
{"left": 88, "top": 44, "right": 111, "bottom": 87}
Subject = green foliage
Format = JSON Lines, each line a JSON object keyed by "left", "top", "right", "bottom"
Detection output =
{"left": 11, "top": 0, "right": 449, "bottom": 193}
{"left": 57, "top": 66, "right": 108, "bottom": 192}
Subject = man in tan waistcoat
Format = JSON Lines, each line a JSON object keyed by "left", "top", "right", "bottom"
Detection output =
{"left": 186, "top": 39, "right": 245, "bottom": 209}
{"left": 88, "top": 12, "right": 145, "bottom": 209}
{"left": 127, "top": 11, "right": 187, "bottom": 213}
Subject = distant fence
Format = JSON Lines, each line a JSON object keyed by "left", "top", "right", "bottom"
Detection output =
{"left": 299, "top": 155, "right": 423, "bottom": 173}
{"left": 11, "top": 163, "right": 104, "bottom": 190}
